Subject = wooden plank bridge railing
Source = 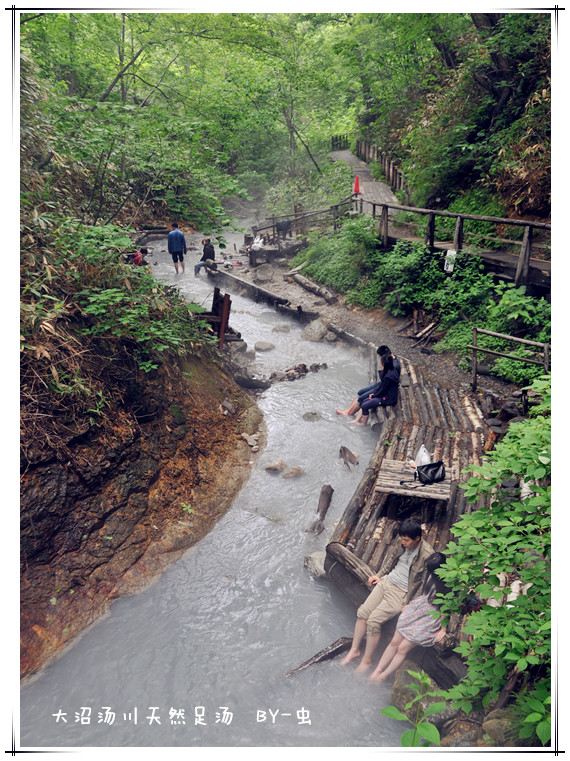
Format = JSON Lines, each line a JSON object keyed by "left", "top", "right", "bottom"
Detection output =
{"left": 356, "top": 197, "right": 550, "bottom": 289}
{"left": 470, "top": 327, "right": 550, "bottom": 391}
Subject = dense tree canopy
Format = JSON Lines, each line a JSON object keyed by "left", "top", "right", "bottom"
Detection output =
{"left": 21, "top": 11, "right": 550, "bottom": 229}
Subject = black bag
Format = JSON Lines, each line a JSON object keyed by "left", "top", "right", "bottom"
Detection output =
{"left": 399, "top": 460, "right": 446, "bottom": 489}
{"left": 415, "top": 460, "right": 446, "bottom": 485}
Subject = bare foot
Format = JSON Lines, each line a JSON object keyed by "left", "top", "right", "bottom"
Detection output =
{"left": 340, "top": 649, "right": 361, "bottom": 666}
{"left": 336, "top": 409, "right": 352, "bottom": 416}
{"left": 355, "top": 659, "right": 372, "bottom": 673}
{"left": 354, "top": 417, "right": 368, "bottom": 426}
{"left": 369, "top": 671, "right": 387, "bottom": 683}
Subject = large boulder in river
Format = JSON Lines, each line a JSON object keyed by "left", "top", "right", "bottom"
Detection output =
{"left": 254, "top": 341, "right": 275, "bottom": 352}
{"left": 302, "top": 318, "right": 329, "bottom": 342}
{"left": 304, "top": 551, "right": 327, "bottom": 578}
{"left": 253, "top": 264, "right": 274, "bottom": 284}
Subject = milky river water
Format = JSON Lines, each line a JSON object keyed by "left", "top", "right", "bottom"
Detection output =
{"left": 20, "top": 232, "right": 402, "bottom": 748}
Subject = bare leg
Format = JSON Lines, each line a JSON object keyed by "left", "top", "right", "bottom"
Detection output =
{"left": 369, "top": 632, "right": 404, "bottom": 680}
{"left": 341, "top": 618, "right": 367, "bottom": 665}
{"left": 181, "top": 261, "right": 185, "bottom": 274}
{"left": 355, "top": 413, "right": 369, "bottom": 426}
{"left": 355, "top": 630, "right": 380, "bottom": 672}
{"left": 369, "top": 638, "right": 415, "bottom": 682}
{"left": 336, "top": 399, "right": 359, "bottom": 416}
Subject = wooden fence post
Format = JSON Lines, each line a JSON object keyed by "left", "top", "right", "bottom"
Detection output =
{"left": 381, "top": 205, "right": 389, "bottom": 248}
{"left": 372, "top": 203, "right": 377, "bottom": 219}
{"left": 453, "top": 216, "right": 464, "bottom": 251}
{"left": 359, "top": 197, "right": 364, "bottom": 213}
{"left": 471, "top": 327, "right": 478, "bottom": 391}
{"left": 425, "top": 213, "right": 436, "bottom": 250}
{"left": 514, "top": 225, "right": 533, "bottom": 288}
{"left": 544, "top": 343, "right": 550, "bottom": 372}
{"left": 219, "top": 293, "right": 231, "bottom": 348}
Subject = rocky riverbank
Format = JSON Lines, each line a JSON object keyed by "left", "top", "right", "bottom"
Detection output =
{"left": 21, "top": 352, "right": 264, "bottom": 679}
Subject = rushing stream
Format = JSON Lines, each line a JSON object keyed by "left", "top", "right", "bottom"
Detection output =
{"left": 20, "top": 229, "right": 402, "bottom": 747}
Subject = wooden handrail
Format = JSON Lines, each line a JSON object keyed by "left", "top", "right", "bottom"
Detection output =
{"left": 360, "top": 198, "right": 551, "bottom": 230}
{"left": 470, "top": 326, "right": 550, "bottom": 390}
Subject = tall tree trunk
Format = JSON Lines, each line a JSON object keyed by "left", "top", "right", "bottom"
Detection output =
{"left": 97, "top": 46, "right": 145, "bottom": 103}
{"left": 66, "top": 13, "right": 80, "bottom": 95}
{"left": 119, "top": 13, "right": 127, "bottom": 104}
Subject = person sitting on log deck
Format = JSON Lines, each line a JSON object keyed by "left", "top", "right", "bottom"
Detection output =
{"left": 336, "top": 345, "right": 400, "bottom": 420}
{"left": 369, "top": 552, "right": 450, "bottom": 683}
{"left": 336, "top": 349, "right": 400, "bottom": 426}
{"left": 341, "top": 518, "right": 434, "bottom": 673}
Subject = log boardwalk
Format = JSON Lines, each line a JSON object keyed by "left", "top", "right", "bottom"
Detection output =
{"left": 323, "top": 355, "right": 490, "bottom": 686}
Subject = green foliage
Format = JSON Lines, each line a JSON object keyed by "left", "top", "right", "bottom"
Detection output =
{"left": 265, "top": 160, "right": 353, "bottom": 216}
{"left": 435, "top": 283, "right": 550, "bottom": 384}
{"left": 348, "top": 240, "right": 443, "bottom": 314}
{"left": 21, "top": 219, "right": 214, "bottom": 383}
{"left": 514, "top": 679, "right": 551, "bottom": 745}
{"left": 381, "top": 671, "right": 442, "bottom": 747}
{"left": 293, "top": 216, "right": 377, "bottom": 292}
{"left": 436, "top": 376, "right": 550, "bottom": 717}
{"left": 296, "top": 216, "right": 549, "bottom": 382}
{"left": 436, "top": 188, "right": 510, "bottom": 249}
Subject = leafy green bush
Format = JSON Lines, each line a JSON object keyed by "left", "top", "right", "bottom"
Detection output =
{"left": 293, "top": 215, "right": 377, "bottom": 292}
{"left": 514, "top": 679, "right": 551, "bottom": 746}
{"left": 347, "top": 240, "right": 443, "bottom": 314}
{"left": 21, "top": 219, "right": 214, "bottom": 376}
{"left": 435, "top": 284, "right": 550, "bottom": 384}
{"left": 437, "top": 376, "right": 551, "bottom": 719}
{"left": 381, "top": 671, "right": 443, "bottom": 747}
{"left": 435, "top": 188, "right": 510, "bottom": 249}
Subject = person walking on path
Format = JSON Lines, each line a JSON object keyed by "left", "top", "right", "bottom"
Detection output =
{"left": 167, "top": 222, "right": 187, "bottom": 275}
{"left": 368, "top": 552, "right": 449, "bottom": 683}
{"left": 195, "top": 238, "right": 215, "bottom": 277}
{"left": 341, "top": 518, "right": 434, "bottom": 673}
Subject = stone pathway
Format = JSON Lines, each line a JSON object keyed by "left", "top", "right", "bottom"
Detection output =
{"left": 330, "top": 148, "right": 399, "bottom": 207}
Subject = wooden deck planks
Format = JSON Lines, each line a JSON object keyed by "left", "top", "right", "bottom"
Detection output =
{"left": 373, "top": 458, "right": 452, "bottom": 501}
{"left": 327, "top": 355, "right": 491, "bottom": 583}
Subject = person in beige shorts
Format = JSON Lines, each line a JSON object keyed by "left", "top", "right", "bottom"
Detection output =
{"left": 341, "top": 518, "right": 434, "bottom": 673}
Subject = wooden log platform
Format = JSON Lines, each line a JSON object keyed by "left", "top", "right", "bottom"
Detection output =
{"left": 324, "top": 355, "right": 490, "bottom": 687}
{"left": 374, "top": 458, "right": 452, "bottom": 501}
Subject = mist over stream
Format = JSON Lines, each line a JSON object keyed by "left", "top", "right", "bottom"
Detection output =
{"left": 20, "top": 228, "right": 402, "bottom": 747}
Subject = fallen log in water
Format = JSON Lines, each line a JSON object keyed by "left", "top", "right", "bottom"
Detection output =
{"left": 290, "top": 274, "right": 337, "bottom": 304}
{"left": 306, "top": 484, "right": 334, "bottom": 534}
{"left": 285, "top": 637, "right": 352, "bottom": 677}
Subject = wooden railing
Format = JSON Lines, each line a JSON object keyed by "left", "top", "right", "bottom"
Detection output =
{"left": 251, "top": 187, "right": 550, "bottom": 289}
{"left": 470, "top": 328, "right": 550, "bottom": 391}
{"left": 353, "top": 197, "right": 550, "bottom": 288}
{"left": 331, "top": 134, "right": 350, "bottom": 150}
{"left": 252, "top": 195, "right": 354, "bottom": 239}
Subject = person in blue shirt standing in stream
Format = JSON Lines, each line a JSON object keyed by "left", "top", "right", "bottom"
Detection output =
{"left": 167, "top": 222, "right": 187, "bottom": 275}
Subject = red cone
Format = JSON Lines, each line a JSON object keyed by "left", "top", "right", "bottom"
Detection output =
{"left": 353, "top": 175, "right": 360, "bottom": 195}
